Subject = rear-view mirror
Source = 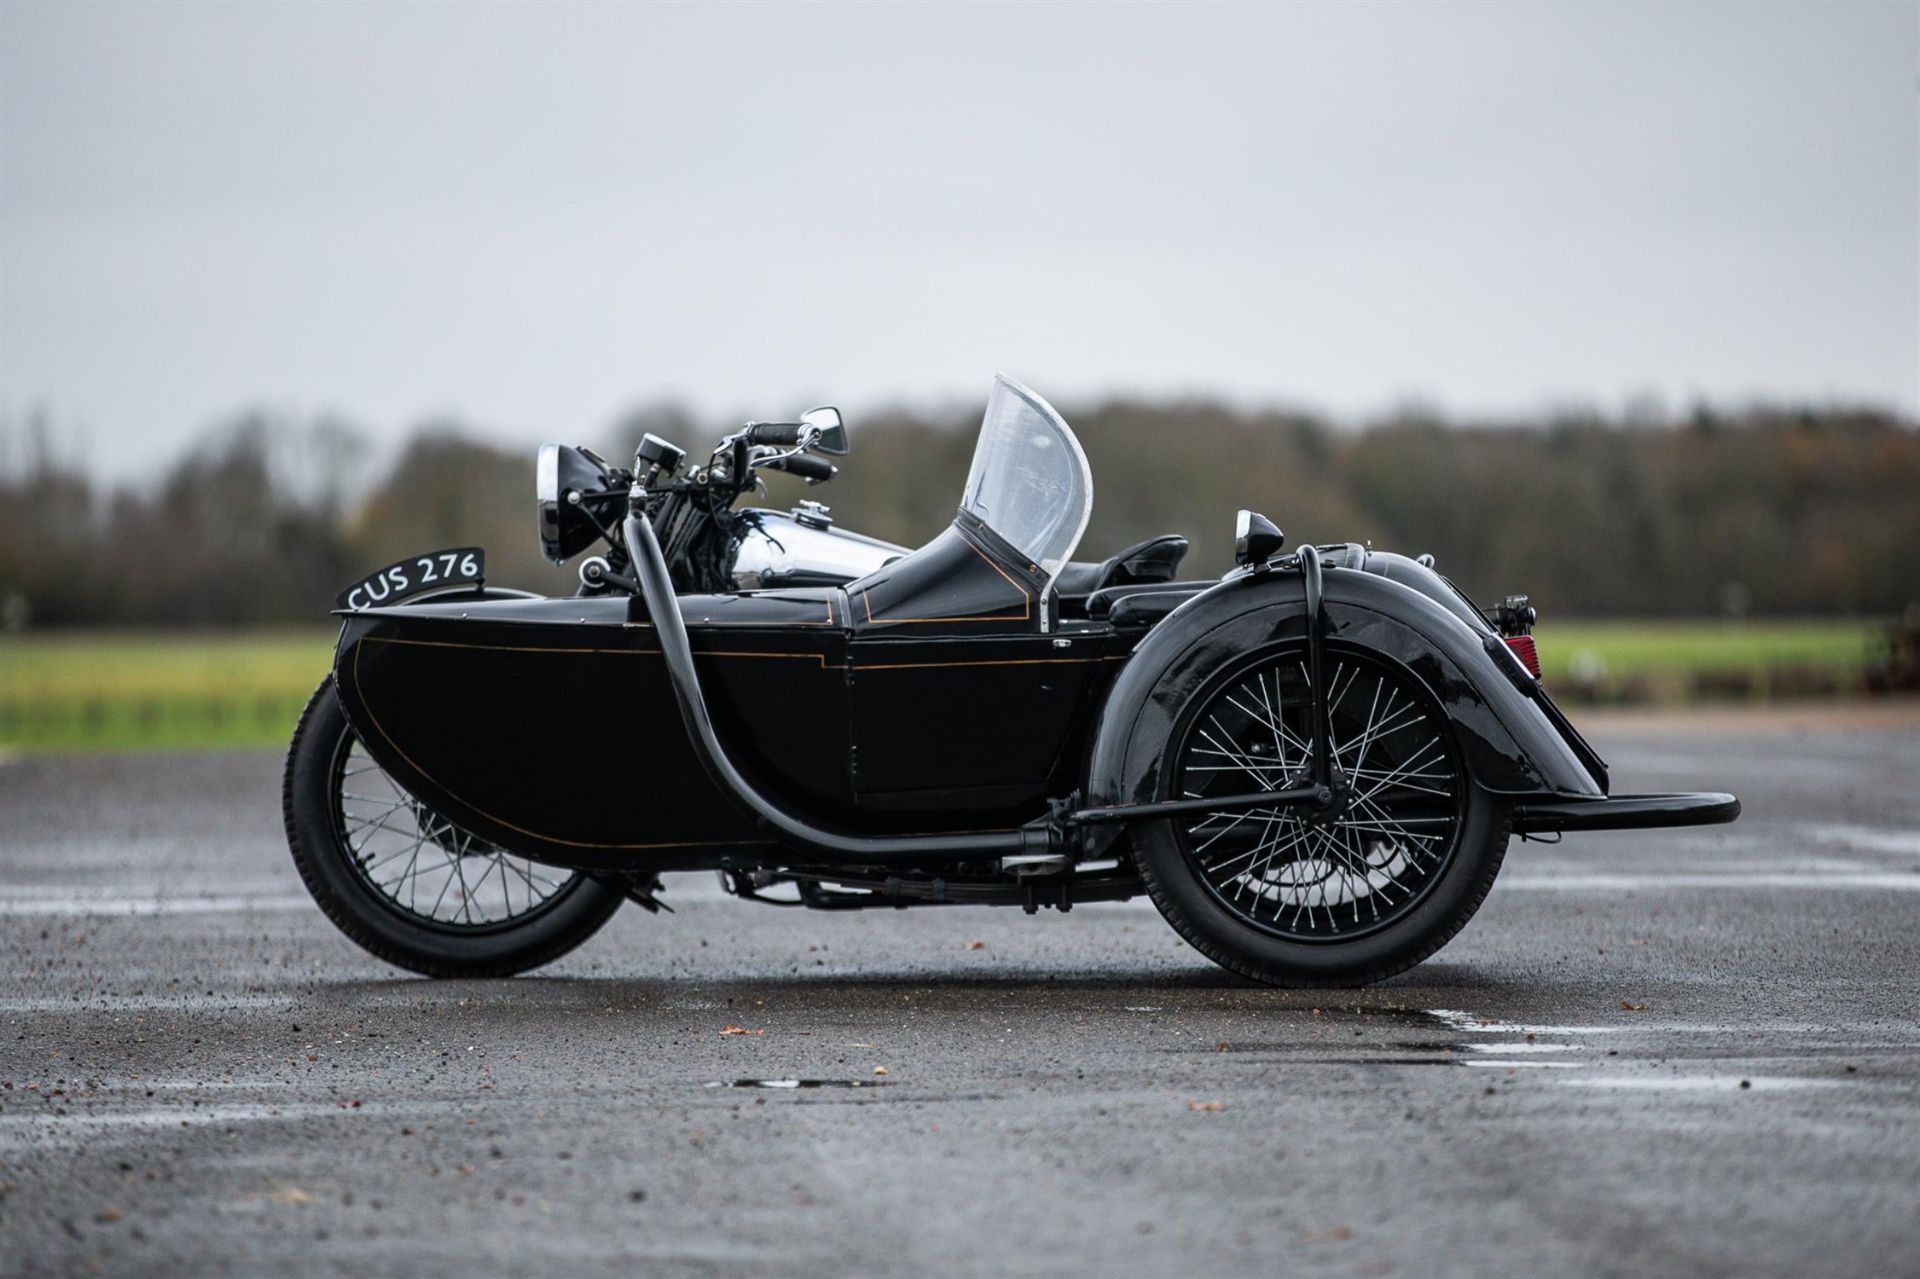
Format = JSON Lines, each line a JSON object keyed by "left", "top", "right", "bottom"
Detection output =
{"left": 801, "top": 406, "right": 849, "bottom": 455}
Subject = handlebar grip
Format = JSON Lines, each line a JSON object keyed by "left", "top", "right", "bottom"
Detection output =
{"left": 766, "top": 454, "right": 837, "bottom": 483}
{"left": 746, "top": 422, "right": 805, "bottom": 446}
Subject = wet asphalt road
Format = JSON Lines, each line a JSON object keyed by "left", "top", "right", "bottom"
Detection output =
{"left": 2, "top": 705, "right": 1918, "bottom": 1277}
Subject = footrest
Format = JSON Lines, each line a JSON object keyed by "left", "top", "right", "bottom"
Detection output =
{"left": 1511, "top": 792, "right": 1741, "bottom": 835}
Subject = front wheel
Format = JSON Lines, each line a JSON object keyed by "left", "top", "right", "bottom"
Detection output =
{"left": 1132, "top": 641, "right": 1510, "bottom": 987}
{"left": 283, "top": 677, "right": 626, "bottom": 978}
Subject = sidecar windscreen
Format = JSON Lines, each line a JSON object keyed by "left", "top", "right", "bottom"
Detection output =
{"left": 960, "top": 376, "right": 1093, "bottom": 580}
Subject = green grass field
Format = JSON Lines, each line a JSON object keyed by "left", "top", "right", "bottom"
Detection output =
{"left": 0, "top": 619, "right": 1894, "bottom": 754}
{"left": 1532, "top": 619, "right": 1881, "bottom": 693}
{"left": 0, "top": 629, "right": 335, "bottom": 753}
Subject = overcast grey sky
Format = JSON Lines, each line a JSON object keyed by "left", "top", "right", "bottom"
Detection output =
{"left": 2, "top": 1, "right": 1914, "bottom": 476}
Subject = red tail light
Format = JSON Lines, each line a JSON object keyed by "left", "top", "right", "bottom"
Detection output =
{"left": 1504, "top": 634, "right": 1541, "bottom": 679}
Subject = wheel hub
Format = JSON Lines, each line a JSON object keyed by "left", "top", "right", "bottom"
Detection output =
{"left": 1169, "top": 644, "right": 1465, "bottom": 941}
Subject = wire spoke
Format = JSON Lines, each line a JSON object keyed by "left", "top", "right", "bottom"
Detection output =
{"left": 1175, "top": 645, "right": 1465, "bottom": 941}
{"left": 334, "top": 739, "right": 576, "bottom": 928}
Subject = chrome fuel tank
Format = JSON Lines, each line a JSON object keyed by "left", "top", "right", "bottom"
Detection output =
{"left": 731, "top": 506, "right": 908, "bottom": 590}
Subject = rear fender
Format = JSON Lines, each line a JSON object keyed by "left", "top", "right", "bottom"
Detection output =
{"left": 1080, "top": 565, "right": 1602, "bottom": 852}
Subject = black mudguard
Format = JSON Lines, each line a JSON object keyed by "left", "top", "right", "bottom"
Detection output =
{"left": 1078, "top": 560, "right": 1604, "bottom": 854}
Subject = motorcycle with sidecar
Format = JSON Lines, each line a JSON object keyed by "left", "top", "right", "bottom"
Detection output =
{"left": 284, "top": 376, "right": 1739, "bottom": 985}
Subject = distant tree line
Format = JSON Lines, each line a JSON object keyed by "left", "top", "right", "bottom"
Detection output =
{"left": 2, "top": 397, "right": 1915, "bottom": 628}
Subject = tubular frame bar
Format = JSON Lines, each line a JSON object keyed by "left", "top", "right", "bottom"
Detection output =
{"left": 625, "top": 512, "right": 1046, "bottom": 863}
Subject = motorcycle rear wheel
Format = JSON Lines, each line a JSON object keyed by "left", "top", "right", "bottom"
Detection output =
{"left": 1132, "top": 641, "right": 1510, "bottom": 987}
{"left": 283, "top": 677, "right": 625, "bottom": 978}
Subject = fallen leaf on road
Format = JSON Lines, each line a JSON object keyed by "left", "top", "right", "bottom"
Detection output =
{"left": 1188, "top": 1101, "right": 1225, "bottom": 1112}
{"left": 717, "top": 1026, "right": 764, "bottom": 1036}
{"left": 1619, "top": 1001, "right": 1650, "bottom": 1012}
{"left": 267, "top": 1187, "right": 311, "bottom": 1205}
{"left": 872, "top": 1066, "right": 888, "bottom": 1076}
{"left": 965, "top": 941, "right": 985, "bottom": 950}
{"left": 96, "top": 1207, "right": 121, "bottom": 1223}
{"left": 850, "top": 1042, "right": 876, "bottom": 1048}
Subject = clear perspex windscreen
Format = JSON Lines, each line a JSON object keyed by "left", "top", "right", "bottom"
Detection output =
{"left": 959, "top": 376, "right": 1093, "bottom": 580}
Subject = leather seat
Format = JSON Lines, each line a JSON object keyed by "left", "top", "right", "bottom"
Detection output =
{"left": 1054, "top": 535, "right": 1189, "bottom": 617}
{"left": 1102, "top": 583, "right": 1211, "bottom": 627}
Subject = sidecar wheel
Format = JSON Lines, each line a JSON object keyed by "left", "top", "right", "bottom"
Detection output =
{"left": 1132, "top": 641, "right": 1510, "bottom": 988}
{"left": 283, "top": 677, "right": 626, "bottom": 978}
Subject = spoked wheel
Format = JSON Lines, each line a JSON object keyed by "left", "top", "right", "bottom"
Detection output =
{"left": 1133, "top": 641, "right": 1509, "bottom": 987}
{"left": 283, "top": 678, "right": 625, "bottom": 977}
{"left": 334, "top": 736, "right": 575, "bottom": 929}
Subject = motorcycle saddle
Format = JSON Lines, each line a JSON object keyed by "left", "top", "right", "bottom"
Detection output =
{"left": 1054, "top": 534, "right": 1190, "bottom": 616}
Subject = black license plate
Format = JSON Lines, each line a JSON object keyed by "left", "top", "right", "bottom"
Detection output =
{"left": 335, "top": 547, "right": 486, "bottom": 610}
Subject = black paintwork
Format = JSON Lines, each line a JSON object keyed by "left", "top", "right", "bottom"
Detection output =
{"left": 848, "top": 512, "right": 1050, "bottom": 635}
{"left": 540, "top": 446, "right": 623, "bottom": 563}
{"left": 622, "top": 510, "right": 1059, "bottom": 866}
{"left": 331, "top": 514, "right": 1704, "bottom": 878}
{"left": 332, "top": 517, "right": 1137, "bottom": 869}
{"left": 1513, "top": 791, "right": 1741, "bottom": 834}
{"left": 1074, "top": 560, "right": 1606, "bottom": 857}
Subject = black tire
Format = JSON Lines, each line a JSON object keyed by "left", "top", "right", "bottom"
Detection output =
{"left": 1131, "top": 642, "right": 1511, "bottom": 987}
{"left": 283, "top": 677, "right": 625, "bottom": 978}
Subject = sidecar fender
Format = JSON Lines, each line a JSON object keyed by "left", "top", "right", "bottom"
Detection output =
{"left": 1080, "top": 564, "right": 1603, "bottom": 852}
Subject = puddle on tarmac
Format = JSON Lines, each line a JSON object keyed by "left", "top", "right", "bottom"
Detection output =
{"left": 1460, "top": 1059, "right": 1587, "bottom": 1069}
{"left": 1203, "top": 1007, "right": 1605, "bottom": 1068}
{"left": 1206, "top": 1007, "right": 1886, "bottom": 1083}
{"left": 706, "top": 1079, "right": 889, "bottom": 1090}
{"left": 1302, "top": 1056, "right": 1460, "bottom": 1067}
{"left": 1419, "top": 1009, "right": 1615, "bottom": 1036}
{"left": 1563, "top": 1075, "right": 1848, "bottom": 1092}
{"left": 1284, "top": 1054, "right": 1586, "bottom": 1069}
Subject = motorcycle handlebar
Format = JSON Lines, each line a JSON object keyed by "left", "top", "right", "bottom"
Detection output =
{"left": 744, "top": 421, "right": 806, "bottom": 446}
{"left": 763, "top": 454, "right": 837, "bottom": 483}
